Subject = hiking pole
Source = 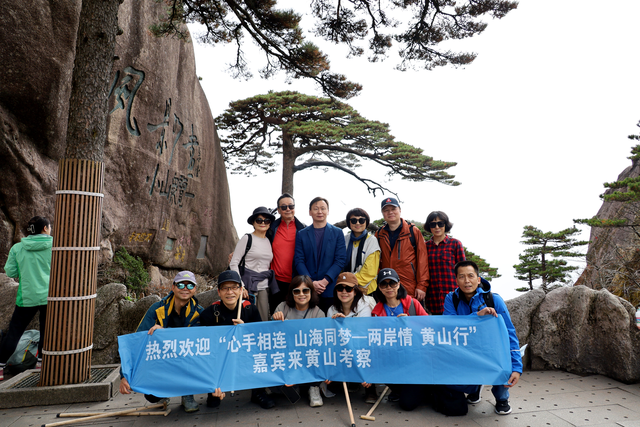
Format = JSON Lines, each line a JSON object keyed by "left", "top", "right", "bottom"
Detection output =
{"left": 44, "top": 403, "right": 165, "bottom": 427}
{"left": 57, "top": 408, "right": 171, "bottom": 417}
{"left": 343, "top": 382, "right": 356, "bottom": 427}
{"left": 360, "top": 386, "right": 389, "bottom": 421}
{"left": 230, "top": 289, "right": 243, "bottom": 397}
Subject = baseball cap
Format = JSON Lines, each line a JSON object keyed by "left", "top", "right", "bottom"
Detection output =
{"left": 217, "top": 270, "right": 242, "bottom": 286}
{"left": 336, "top": 272, "right": 358, "bottom": 287}
{"left": 174, "top": 270, "right": 197, "bottom": 286}
{"left": 377, "top": 268, "right": 400, "bottom": 283}
{"left": 381, "top": 197, "right": 400, "bottom": 210}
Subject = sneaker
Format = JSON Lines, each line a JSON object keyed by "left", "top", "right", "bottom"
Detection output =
{"left": 157, "top": 398, "right": 171, "bottom": 408}
{"left": 0, "top": 363, "right": 4, "bottom": 381}
{"left": 309, "top": 386, "right": 323, "bottom": 407}
{"left": 365, "top": 386, "right": 378, "bottom": 404}
{"left": 494, "top": 399, "right": 511, "bottom": 415}
{"left": 388, "top": 391, "right": 400, "bottom": 402}
{"left": 251, "top": 390, "right": 276, "bottom": 409}
{"left": 466, "top": 390, "right": 481, "bottom": 404}
{"left": 181, "top": 395, "right": 199, "bottom": 413}
{"left": 320, "top": 381, "right": 336, "bottom": 398}
{"left": 206, "top": 393, "right": 221, "bottom": 408}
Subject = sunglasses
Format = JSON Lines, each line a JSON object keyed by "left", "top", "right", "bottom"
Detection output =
{"left": 255, "top": 218, "right": 272, "bottom": 225}
{"left": 219, "top": 285, "right": 241, "bottom": 292}
{"left": 378, "top": 281, "right": 399, "bottom": 289}
{"left": 292, "top": 288, "right": 311, "bottom": 295}
{"left": 279, "top": 204, "right": 295, "bottom": 211}
{"left": 175, "top": 282, "right": 195, "bottom": 290}
{"left": 429, "top": 221, "right": 445, "bottom": 229}
{"left": 335, "top": 284, "right": 355, "bottom": 293}
{"left": 349, "top": 217, "right": 366, "bottom": 225}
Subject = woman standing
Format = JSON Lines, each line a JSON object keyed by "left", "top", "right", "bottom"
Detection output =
{"left": 371, "top": 268, "right": 429, "bottom": 411}
{"left": 230, "top": 206, "right": 277, "bottom": 323}
{"left": 273, "top": 275, "right": 326, "bottom": 407}
{"left": 424, "top": 211, "right": 465, "bottom": 315}
{"left": 344, "top": 208, "right": 380, "bottom": 295}
{"left": 0, "top": 216, "right": 52, "bottom": 377}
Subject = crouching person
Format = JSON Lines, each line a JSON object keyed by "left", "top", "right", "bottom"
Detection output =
{"left": 443, "top": 260, "right": 522, "bottom": 415}
{"left": 200, "top": 270, "right": 276, "bottom": 410}
{"left": 119, "top": 271, "right": 203, "bottom": 412}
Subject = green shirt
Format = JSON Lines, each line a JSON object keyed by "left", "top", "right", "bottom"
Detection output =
{"left": 4, "top": 234, "right": 53, "bottom": 307}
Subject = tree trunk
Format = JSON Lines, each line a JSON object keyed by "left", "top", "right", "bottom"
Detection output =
{"left": 40, "top": 0, "right": 121, "bottom": 386}
{"left": 281, "top": 130, "right": 295, "bottom": 195}
{"left": 65, "top": 0, "right": 122, "bottom": 161}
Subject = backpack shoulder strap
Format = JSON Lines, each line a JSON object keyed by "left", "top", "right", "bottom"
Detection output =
{"left": 483, "top": 292, "right": 495, "bottom": 309}
{"left": 452, "top": 292, "right": 460, "bottom": 311}
{"left": 408, "top": 298, "right": 416, "bottom": 316}
{"left": 407, "top": 223, "right": 417, "bottom": 254}
{"left": 238, "top": 234, "right": 252, "bottom": 272}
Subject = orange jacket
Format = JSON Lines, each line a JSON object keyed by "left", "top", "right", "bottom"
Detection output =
{"left": 375, "top": 219, "right": 430, "bottom": 297}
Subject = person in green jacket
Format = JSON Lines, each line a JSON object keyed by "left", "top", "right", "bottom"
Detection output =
{"left": 0, "top": 216, "right": 52, "bottom": 376}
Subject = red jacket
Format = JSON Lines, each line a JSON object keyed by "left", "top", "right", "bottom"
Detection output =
{"left": 375, "top": 219, "right": 430, "bottom": 297}
{"left": 371, "top": 296, "right": 428, "bottom": 316}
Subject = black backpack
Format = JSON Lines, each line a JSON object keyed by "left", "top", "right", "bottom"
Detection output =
{"left": 432, "top": 386, "right": 468, "bottom": 416}
{"left": 451, "top": 279, "right": 494, "bottom": 311}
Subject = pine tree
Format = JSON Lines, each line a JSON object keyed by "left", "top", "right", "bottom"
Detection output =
{"left": 155, "top": 0, "right": 518, "bottom": 99}
{"left": 217, "top": 91, "right": 458, "bottom": 196}
{"left": 514, "top": 226, "right": 588, "bottom": 292}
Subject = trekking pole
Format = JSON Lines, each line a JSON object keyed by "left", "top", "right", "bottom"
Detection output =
{"left": 360, "top": 386, "right": 389, "bottom": 421}
{"left": 44, "top": 403, "right": 164, "bottom": 427}
{"left": 343, "top": 382, "right": 356, "bottom": 427}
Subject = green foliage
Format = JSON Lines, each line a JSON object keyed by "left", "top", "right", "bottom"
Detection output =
{"left": 113, "top": 247, "right": 150, "bottom": 294}
{"left": 217, "top": 91, "right": 458, "bottom": 197}
{"left": 152, "top": 0, "right": 517, "bottom": 99}
{"left": 513, "top": 225, "right": 588, "bottom": 292}
{"left": 514, "top": 287, "right": 530, "bottom": 292}
{"left": 464, "top": 248, "right": 501, "bottom": 280}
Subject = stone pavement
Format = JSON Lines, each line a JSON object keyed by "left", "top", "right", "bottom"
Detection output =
{"left": 3, "top": 371, "right": 640, "bottom": 427}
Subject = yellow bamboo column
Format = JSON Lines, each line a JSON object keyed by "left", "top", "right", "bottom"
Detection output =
{"left": 39, "top": 159, "right": 104, "bottom": 386}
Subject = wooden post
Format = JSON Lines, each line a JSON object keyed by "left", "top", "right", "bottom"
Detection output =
{"left": 39, "top": 159, "right": 104, "bottom": 386}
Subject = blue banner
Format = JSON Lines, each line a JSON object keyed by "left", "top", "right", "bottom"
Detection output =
{"left": 118, "top": 315, "right": 512, "bottom": 397}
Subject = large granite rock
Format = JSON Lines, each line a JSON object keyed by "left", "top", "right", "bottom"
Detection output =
{"left": 0, "top": 0, "right": 236, "bottom": 275}
{"left": 525, "top": 285, "right": 640, "bottom": 383}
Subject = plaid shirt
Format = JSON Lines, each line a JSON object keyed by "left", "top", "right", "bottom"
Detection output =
{"left": 424, "top": 236, "right": 465, "bottom": 315}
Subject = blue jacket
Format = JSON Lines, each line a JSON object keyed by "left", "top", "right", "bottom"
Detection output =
{"left": 294, "top": 223, "right": 347, "bottom": 298}
{"left": 443, "top": 279, "right": 523, "bottom": 374}
{"left": 136, "top": 292, "right": 203, "bottom": 332}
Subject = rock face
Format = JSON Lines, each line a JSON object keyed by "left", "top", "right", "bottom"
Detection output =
{"left": 576, "top": 159, "right": 640, "bottom": 296}
{"left": 0, "top": 0, "right": 236, "bottom": 274}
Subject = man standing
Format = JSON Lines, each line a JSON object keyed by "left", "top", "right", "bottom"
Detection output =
{"left": 267, "top": 193, "right": 305, "bottom": 313}
{"left": 294, "top": 197, "right": 347, "bottom": 312}
{"left": 375, "top": 198, "right": 429, "bottom": 306}
{"left": 119, "top": 271, "right": 203, "bottom": 413}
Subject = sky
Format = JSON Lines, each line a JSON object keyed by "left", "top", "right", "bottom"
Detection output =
{"left": 190, "top": 0, "right": 640, "bottom": 300}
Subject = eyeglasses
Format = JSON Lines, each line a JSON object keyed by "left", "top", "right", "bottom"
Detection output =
{"left": 219, "top": 285, "right": 241, "bottom": 292}
{"left": 429, "top": 221, "right": 445, "bottom": 229}
{"left": 292, "top": 288, "right": 311, "bottom": 295}
{"left": 254, "top": 218, "right": 272, "bottom": 225}
{"left": 378, "top": 281, "right": 399, "bottom": 289}
{"left": 175, "top": 282, "right": 195, "bottom": 290}
{"left": 279, "top": 204, "right": 295, "bottom": 211}
{"left": 335, "top": 285, "right": 355, "bottom": 293}
{"left": 349, "top": 218, "right": 366, "bottom": 225}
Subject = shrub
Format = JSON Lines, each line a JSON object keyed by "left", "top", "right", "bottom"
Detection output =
{"left": 113, "top": 247, "right": 150, "bottom": 294}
